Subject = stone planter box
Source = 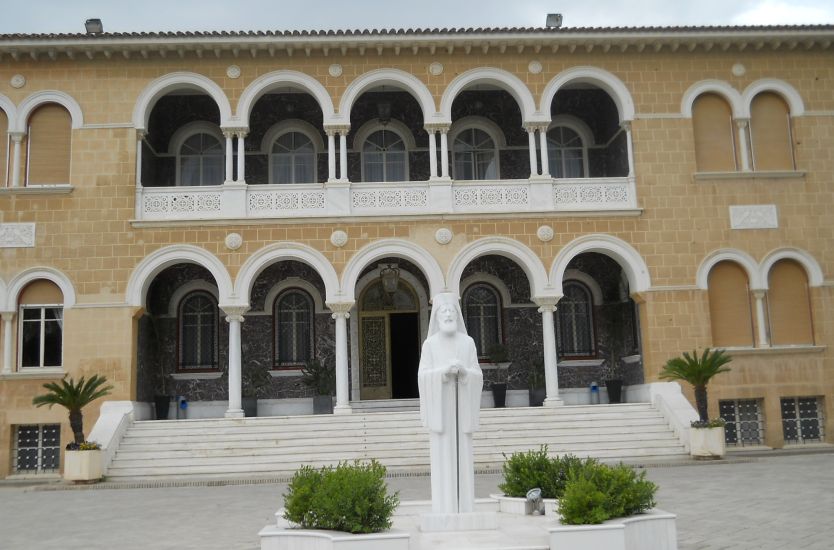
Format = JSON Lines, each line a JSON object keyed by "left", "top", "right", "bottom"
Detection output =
{"left": 549, "top": 509, "right": 677, "bottom": 550}
{"left": 690, "top": 426, "right": 726, "bottom": 459}
{"left": 63, "top": 449, "right": 103, "bottom": 482}
{"left": 490, "top": 493, "right": 557, "bottom": 515}
{"left": 259, "top": 526, "right": 410, "bottom": 550}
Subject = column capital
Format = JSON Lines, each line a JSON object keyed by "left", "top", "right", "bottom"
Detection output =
{"left": 751, "top": 289, "right": 767, "bottom": 299}
{"left": 8, "top": 131, "right": 26, "bottom": 143}
{"left": 424, "top": 122, "right": 450, "bottom": 134}
{"left": 222, "top": 129, "right": 236, "bottom": 140}
{"left": 324, "top": 124, "right": 351, "bottom": 135}
{"left": 0, "top": 311, "right": 15, "bottom": 322}
{"left": 734, "top": 118, "right": 750, "bottom": 129}
{"left": 136, "top": 129, "right": 147, "bottom": 141}
{"left": 533, "top": 296, "right": 561, "bottom": 311}
{"left": 620, "top": 120, "right": 632, "bottom": 132}
{"left": 220, "top": 305, "right": 250, "bottom": 322}
{"left": 327, "top": 301, "right": 354, "bottom": 318}
{"left": 525, "top": 122, "right": 549, "bottom": 133}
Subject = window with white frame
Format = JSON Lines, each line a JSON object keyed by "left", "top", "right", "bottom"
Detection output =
{"left": 547, "top": 125, "right": 586, "bottom": 178}
{"left": 462, "top": 284, "right": 501, "bottom": 358}
{"left": 453, "top": 127, "right": 498, "bottom": 180}
{"left": 177, "top": 131, "right": 224, "bottom": 186}
{"left": 556, "top": 281, "right": 595, "bottom": 357}
{"left": 13, "top": 424, "right": 61, "bottom": 474}
{"left": 720, "top": 399, "right": 764, "bottom": 446}
{"left": 270, "top": 131, "right": 316, "bottom": 184}
{"left": 781, "top": 396, "right": 825, "bottom": 444}
{"left": 274, "top": 289, "right": 314, "bottom": 367}
{"left": 19, "top": 305, "right": 63, "bottom": 368}
{"left": 178, "top": 291, "right": 219, "bottom": 371}
{"left": 361, "top": 128, "right": 408, "bottom": 182}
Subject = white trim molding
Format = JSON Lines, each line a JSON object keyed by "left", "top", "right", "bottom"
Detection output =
{"left": 262, "top": 278, "right": 327, "bottom": 315}
{"left": 680, "top": 79, "right": 744, "bottom": 119}
{"left": 550, "top": 234, "right": 651, "bottom": 295}
{"left": 7, "top": 267, "right": 77, "bottom": 309}
{"left": 459, "top": 273, "right": 515, "bottom": 307}
{"left": 337, "top": 68, "right": 437, "bottom": 125}
{"left": 236, "top": 70, "right": 336, "bottom": 126}
{"left": 168, "top": 120, "right": 224, "bottom": 154}
{"left": 440, "top": 67, "right": 538, "bottom": 123}
{"left": 563, "top": 269, "right": 604, "bottom": 306}
{"left": 540, "top": 66, "right": 635, "bottom": 123}
{"left": 740, "top": 79, "right": 805, "bottom": 118}
{"left": 13, "top": 90, "right": 84, "bottom": 132}
{"left": 695, "top": 248, "right": 763, "bottom": 290}
{"left": 163, "top": 280, "right": 219, "bottom": 317}
{"left": 352, "top": 119, "right": 417, "bottom": 151}
{"left": 132, "top": 72, "right": 233, "bottom": 131}
{"left": 0, "top": 277, "right": 7, "bottom": 312}
{"left": 0, "top": 93, "right": 17, "bottom": 128}
{"left": 759, "top": 247, "right": 824, "bottom": 289}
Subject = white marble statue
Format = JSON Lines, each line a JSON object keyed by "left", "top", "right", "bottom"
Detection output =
{"left": 418, "top": 292, "right": 484, "bottom": 514}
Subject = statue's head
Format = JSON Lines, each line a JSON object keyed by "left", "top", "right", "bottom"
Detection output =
{"left": 437, "top": 302, "right": 457, "bottom": 334}
{"left": 428, "top": 292, "right": 468, "bottom": 337}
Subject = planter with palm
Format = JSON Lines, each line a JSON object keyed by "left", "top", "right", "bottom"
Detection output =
{"left": 301, "top": 359, "right": 335, "bottom": 414}
{"left": 487, "top": 344, "right": 510, "bottom": 408}
{"left": 527, "top": 360, "right": 546, "bottom": 407}
{"left": 32, "top": 374, "right": 113, "bottom": 481}
{"left": 659, "top": 348, "right": 732, "bottom": 459}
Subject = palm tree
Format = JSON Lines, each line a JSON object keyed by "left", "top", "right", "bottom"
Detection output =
{"left": 32, "top": 375, "right": 113, "bottom": 445}
{"left": 659, "top": 349, "right": 732, "bottom": 423}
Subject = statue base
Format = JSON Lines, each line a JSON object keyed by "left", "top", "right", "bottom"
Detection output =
{"left": 419, "top": 512, "right": 499, "bottom": 532}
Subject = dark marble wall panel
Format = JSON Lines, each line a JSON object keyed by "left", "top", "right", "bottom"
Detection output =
{"left": 460, "top": 255, "right": 533, "bottom": 304}
{"left": 147, "top": 95, "right": 221, "bottom": 152}
{"left": 451, "top": 90, "right": 527, "bottom": 146}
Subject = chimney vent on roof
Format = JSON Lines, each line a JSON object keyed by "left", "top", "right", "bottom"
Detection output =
{"left": 546, "top": 14, "right": 563, "bottom": 28}
{"left": 85, "top": 19, "right": 103, "bottom": 35}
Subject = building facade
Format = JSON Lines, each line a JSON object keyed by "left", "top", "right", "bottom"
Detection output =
{"left": 1, "top": 24, "right": 833, "bottom": 477}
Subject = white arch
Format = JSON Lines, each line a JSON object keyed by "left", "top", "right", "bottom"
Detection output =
{"left": 681, "top": 80, "right": 744, "bottom": 119}
{"left": 126, "top": 244, "right": 234, "bottom": 308}
{"left": 13, "top": 90, "right": 84, "bottom": 132}
{"left": 563, "top": 269, "right": 604, "bottom": 306}
{"left": 759, "top": 247, "right": 824, "bottom": 289}
{"left": 8, "top": 267, "right": 77, "bottom": 309}
{"left": 341, "top": 239, "right": 445, "bottom": 302}
{"left": 695, "top": 248, "right": 762, "bottom": 290}
{"left": 168, "top": 120, "right": 224, "bottom": 154}
{"left": 236, "top": 70, "right": 336, "bottom": 126}
{"left": 132, "top": 72, "right": 233, "bottom": 131}
{"left": 0, "top": 276, "right": 8, "bottom": 312}
{"left": 550, "top": 234, "right": 651, "bottom": 295}
{"left": 263, "top": 278, "right": 327, "bottom": 315}
{"left": 260, "top": 119, "right": 325, "bottom": 153}
{"left": 448, "top": 115, "right": 508, "bottom": 147}
{"left": 0, "top": 92, "right": 16, "bottom": 128}
{"left": 337, "top": 69, "right": 436, "bottom": 123}
{"left": 352, "top": 118, "right": 417, "bottom": 151}
{"left": 234, "top": 242, "right": 340, "bottom": 305}
{"left": 460, "top": 273, "right": 514, "bottom": 307}
{"left": 165, "top": 280, "right": 219, "bottom": 317}
{"left": 741, "top": 79, "right": 805, "bottom": 118}
{"left": 540, "top": 66, "right": 636, "bottom": 123}
{"left": 440, "top": 67, "right": 538, "bottom": 123}
{"left": 447, "top": 236, "right": 550, "bottom": 299}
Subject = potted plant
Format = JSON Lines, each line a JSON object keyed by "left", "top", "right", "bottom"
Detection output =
{"left": 659, "top": 348, "right": 732, "bottom": 459}
{"left": 242, "top": 364, "right": 273, "bottom": 417}
{"left": 527, "top": 360, "right": 546, "bottom": 407}
{"left": 301, "top": 359, "right": 335, "bottom": 414}
{"left": 32, "top": 374, "right": 113, "bottom": 482}
{"left": 487, "top": 343, "right": 510, "bottom": 408}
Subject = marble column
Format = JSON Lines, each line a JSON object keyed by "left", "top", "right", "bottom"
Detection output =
{"left": 752, "top": 290, "right": 770, "bottom": 348}
{"left": 328, "top": 302, "right": 354, "bottom": 415}
{"left": 223, "top": 130, "right": 235, "bottom": 183}
{"left": 622, "top": 121, "right": 635, "bottom": 177}
{"left": 338, "top": 130, "right": 349, "bottom": 182}
{"left": 326, "top": 130, "right": 337, "bottom": 181}
{"left": 222, "top": 306, "right": 248, "bottom": 418}
{"left": 236, "top": 130, "right": 248, "bottom": 183}
{"left": 426, "top": 127, "right": 438, "bottom": 179}
{"left": 736, "top": 119, "right": 751, "bottom": 171}
{"left": 439, "top": 129, "right": 450, "bottom": 178}
{"left": 538, "top": 125, "right": 551, "bottom": 178}
{"left": 536, "top": 298, "right": 563, "bottom": 407}
{"left": 10, "top": 132, "right": 24, "bottom": 188}
{"left": 2, "top": 312, "right": 14, "bottom": 374}
{"left": 135, "top": 130, "right": 145, "bottom": 187}
{"left": 526, "top": 126, "right": 539, "bottom": 177}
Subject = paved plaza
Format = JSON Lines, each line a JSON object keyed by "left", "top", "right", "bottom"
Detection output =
{"left": 1, "top": 451, "right": 832, "bottom": 549}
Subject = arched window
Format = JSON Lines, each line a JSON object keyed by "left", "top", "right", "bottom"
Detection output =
{"left": 270, "top": 131, "right": 316, "bottom": 184}
{"left": 274, "top": 290, "right": 314, "bottom": 367}
{"left": 750, "top": 92, "right": 794, "bottom": 171}
{"left": 557, "top": 281, "right": 595, "bottom": 357}
{"left": 172, "top": 124, "right": 224, "bottom": 186}
{"left": 462, "top": 284, "right": 501, "bottom": 357}
{"left": 26, "top": 104, "right": 72, "bottom": 185}
{"left": 707, "top": 261, "right": 754, "bottom": 347}
{"left": 547, "top": 126, "right": 586, "bottom": 178}
{"left": 767, "top": 259, "right": 814, "bottom": 345}
{"left": 178, "top": 291, "right": 219, "bottom": 370}
{"left": 453, "top": 127, "right": 498, "bottom": 180}
{"left": 1, "top": 108, "right": 8, "bottom": 186}
{"left": 692, "top": 93, "right": 737, "bottom": 172}
{"left": 361, "top": 128, "right": 407, "bottom": 182}
{"left": 18, "top": 280, "right": 64, "bottom": 369}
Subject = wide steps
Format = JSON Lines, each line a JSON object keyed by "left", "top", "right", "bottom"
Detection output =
{"left": 105, "top": 403, "right": 686, "bottom": 480}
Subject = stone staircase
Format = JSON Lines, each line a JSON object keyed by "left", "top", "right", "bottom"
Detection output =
{"left": 104, "top": 402, "right": 687, "bottom": 481}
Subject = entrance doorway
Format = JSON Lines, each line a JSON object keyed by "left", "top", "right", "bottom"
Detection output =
{"left": 359, "top": 279, "right": 421, "bottom": 400}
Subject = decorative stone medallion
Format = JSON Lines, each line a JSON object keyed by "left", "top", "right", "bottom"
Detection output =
{"left": 428, "top": 62, "right": 444, "bottom": 76}
{"left": 0, "top": 223, "right": 36, "bottom": 248}
{"left": 435, "top": 228, "right": 453, "bottom": 245}
{"left": 729, "top": 205, "right": 778, "bottom": 229}
{"left": 10, "top": 74, "right": 26, "bottom": 89}
{"left": 330, "top": 230, "right": 348, "bottom": 247}
{"left": 328, "top": 64, "right": 343, "bottom": 77}
{"left": 224, "top": 232, "right": 243, "bottom": 250}
{"left": 226, "top": 65, "right": 241, "bottom": 79}
{"left": 528, "top": 60, "right": 543, "bottom": 75}
{"left": 537, "top": 225, "right": 554, "bottom": 242}
{"left": 731, "top": 63, "right": 746, "bottom": 77}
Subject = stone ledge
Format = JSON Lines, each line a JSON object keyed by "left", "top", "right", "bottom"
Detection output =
{"left": 693, "top": 170, "right": 805, "bottom": 182}
{"left": 0, "top": 185, "right": 74, "bottom": 195}
{"left": 720, "top": 345, "right": 826, "bottom": 356}
{"left": 0, "top": 368, "right": 66, "bottom": 380}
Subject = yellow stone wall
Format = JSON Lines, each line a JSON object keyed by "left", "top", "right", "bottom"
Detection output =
{"left": 1, "top": 44, "right": 833, "bottom": 476}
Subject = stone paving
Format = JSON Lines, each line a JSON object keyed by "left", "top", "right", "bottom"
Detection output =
{"left": 0, "top": 451, "right": 831, "bottom": 549}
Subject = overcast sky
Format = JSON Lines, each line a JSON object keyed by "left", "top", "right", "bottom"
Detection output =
{"left": 2, "top": 0, "right": 833, "bottom": 34}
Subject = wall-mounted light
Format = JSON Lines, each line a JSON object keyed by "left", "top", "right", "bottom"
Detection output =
{"left": 377, "top": 102, "right": 392, "bottom": 125}
{"left": 380, "top": 264, "right": 400, "bottom": 296}
{"left": 85, "top": 18, "right": 104, "bottom": 35}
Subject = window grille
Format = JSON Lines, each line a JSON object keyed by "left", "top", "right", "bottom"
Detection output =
{"left": 13, "top": 424, "right": 60, "bottom": 474}
{"left": 462, "top": 284, "right": 501, "bottom": 357}
{"left": 178, "top": 291, "right": 219, "bottom": 370}
{"left": 275, "top": 290, "right": 313, "bottom": 366}
{"left": 781, "top": 397, "right": 825, "bottom": 444}
{"left": 556, "top": 282, "right": 595, "bottom": 357}
{"left": 720, "top": 399, "right": 764, "bottom": 446}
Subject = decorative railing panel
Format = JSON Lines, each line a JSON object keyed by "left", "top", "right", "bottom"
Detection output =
{"left": 351, "top": 185, "right": 428, "bottom": 212}
{"left": 248, "top": 187, "right": 326, "bottom": 216}
{"left": 453, "top": 182, "right": 530, "bottom": 211}
{"left": 141, "top": 188, "right": 223, "bottom": 220}
{"left": 552, "top": 177, "right": 635, "bottom": 211}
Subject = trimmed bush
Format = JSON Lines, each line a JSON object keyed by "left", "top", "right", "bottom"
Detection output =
{"left": 499, "top": 446, "right": 586, "bottom": 499}
{"left": 283, "top": 460, "right": 399, "bottom": 534}
{"left": 557, "top": 461, "right": 657, "bottom": 525}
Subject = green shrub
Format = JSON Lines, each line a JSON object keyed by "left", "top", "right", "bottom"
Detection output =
{"left": 499, "top": 447, "right": 591, "bottom": 499}
{"left": 557, "top": 461, "right": 657, "bottom": 525}
{"left": 283, "top": 460, "right": 399, "bottom": 534}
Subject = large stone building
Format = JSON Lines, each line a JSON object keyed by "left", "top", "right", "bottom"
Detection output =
{"left": 1, "top": 23, "right": 832, "bottom": 478}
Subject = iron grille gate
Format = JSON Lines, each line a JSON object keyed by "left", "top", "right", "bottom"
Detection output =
{"left": 719, "top": 399, "right": 764, "bottom": 446}
{"left": 781, "top": 397, "right": 825, "bottom": 444}
{"left": 14, "top": 424, "right": 60, "bottom": 473}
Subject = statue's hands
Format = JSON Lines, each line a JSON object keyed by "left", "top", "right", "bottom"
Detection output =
{"left": 446, "top": 360, "right": 465, "bottom": 380}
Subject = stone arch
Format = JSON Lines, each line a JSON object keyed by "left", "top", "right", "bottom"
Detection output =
{"left": 236, "top": 70, "right": 336, "bottom": 126}
{"left": 132, "top": 72, "right": 233, "bottom": 131}
{"left": 459, "top": 273, "right": 514, "bottom": 307}
{"left": 759, "top": 247, "right": 823, "bottom": 289}
{"left": 696, "top": 248, "right": 762, "bottom": 290}
{"left": 8, "top": 267, "right": 77, "bottom": 309}
{"left": 540, "top": 66, "right": 636, "bottom": 123}
{"left": 337, "top": 69, "right": 436, "bottom": 123}
{"left": 563, "top": 268, "right": 604, "bottom": 306}
{"left": 551, "top": 234, "right": 651, "bottom": 296}
{"left": 440, "top": 68, "right": 537, "bottom": 123}
{"left": 341, "top": 239, "right": 445, "bottom": 302}
{"left": 447, "top": 237, "right": 550, "bottom": 298}
{"left": 14, "top": 90, "right": 84, "bottom": 132}
{"left": 234, "top": 242, "right": 340, "bottom": 306}
{"left": 125, "top": 244, "right": 233, "bottom": 308}
{"left": 740, "top": 79, "right": 805, "bottom": 118}
{"left": 0, "top": 276, "right": 8, "bottom": 312}
{"left": 0, "top": 92, "right": 16, "bottom": 130}
{"left": 262, "top": 278, "right": 328, "bottom": 315}
{"left": 681, "top": 80, "right": 743, "bottom": 119}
